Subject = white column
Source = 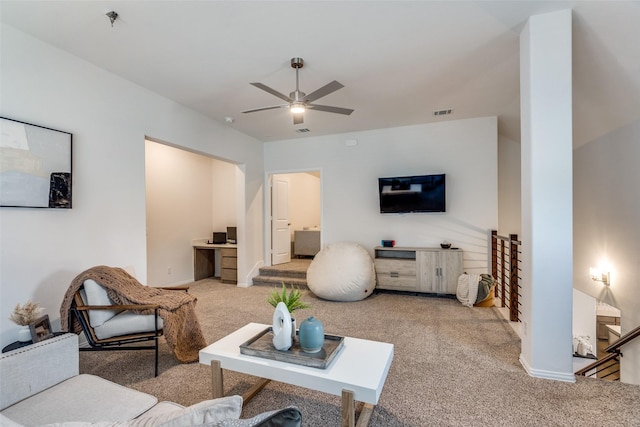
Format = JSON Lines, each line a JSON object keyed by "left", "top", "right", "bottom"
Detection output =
{"left": 520, "top": 9, "right": 574, "bottom": 382}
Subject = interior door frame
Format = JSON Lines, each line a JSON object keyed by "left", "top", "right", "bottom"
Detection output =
{"left": 264, "top": 168, "right": 323, "bottom": 267}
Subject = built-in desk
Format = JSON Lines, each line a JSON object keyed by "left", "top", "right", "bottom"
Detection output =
{"left": 193, "top": 243, "right": 238, "bottom": 283}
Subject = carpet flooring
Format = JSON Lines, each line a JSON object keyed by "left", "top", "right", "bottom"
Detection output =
{"left": 78, "top": 279, "right": 640, "bottom": 426}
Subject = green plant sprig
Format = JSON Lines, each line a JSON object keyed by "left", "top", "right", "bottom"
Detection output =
{"left": 267, "top": 283, "right": 312, "bottom": 314}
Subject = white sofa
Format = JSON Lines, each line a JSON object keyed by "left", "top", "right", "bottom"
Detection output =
{"left": 0, "top": 333, "right": 301, "bottom": 426}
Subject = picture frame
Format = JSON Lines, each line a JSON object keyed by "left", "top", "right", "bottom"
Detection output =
{"left": 29, "top": 315, "right": 54, "bottom": 343}
{"left": 0, "top": 116, "right": 72, "bottom": 208}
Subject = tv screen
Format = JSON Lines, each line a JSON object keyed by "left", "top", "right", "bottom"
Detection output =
{"left": 378, "top": 174, "right": 446, "bottom": 213}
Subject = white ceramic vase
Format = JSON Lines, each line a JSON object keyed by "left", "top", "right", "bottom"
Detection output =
{"left": 299, "top": 316, "right": 324, "bottom": 353}
{"left": 17, "top": 326, "right": 32, "bottom": 342}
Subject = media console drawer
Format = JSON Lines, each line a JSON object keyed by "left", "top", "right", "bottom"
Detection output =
{"left": 376, "top": 273, "right": 418, "bottom": 290}
{"left": 374, "top": 258, "right": 416, "bottom": 275}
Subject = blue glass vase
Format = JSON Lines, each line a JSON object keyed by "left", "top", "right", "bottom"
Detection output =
{"left": 298, "top": 316, "right": 324, "bottom": 353}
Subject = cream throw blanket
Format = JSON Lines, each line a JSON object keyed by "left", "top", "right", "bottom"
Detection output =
{"left": 60, "top": 265, "right": 207, "bottom": 363}
{"left": 456, "top": 273, "right": 481, "bottom": 308}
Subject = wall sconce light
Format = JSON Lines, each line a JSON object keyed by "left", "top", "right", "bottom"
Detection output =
{"left": 590, "top": 268, "right": 610, "bottom": 286}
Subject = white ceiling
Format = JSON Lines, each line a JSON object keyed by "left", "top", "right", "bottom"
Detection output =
{"left": 1, "top": 1, "right": 639, "bottom": 145}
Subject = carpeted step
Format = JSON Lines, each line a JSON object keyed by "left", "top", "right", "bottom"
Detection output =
{"left": 252, "top": 275, "right": 309, "bottom": 289}
{"left": 257, "top": 267, "right": 308, "bottom": 280}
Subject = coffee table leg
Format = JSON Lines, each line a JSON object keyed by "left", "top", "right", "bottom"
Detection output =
{"left": 210, "top": 359, "right": 270, "bottom": 405}
{"left": 211, "top": 359, "right": 224, "bottom": 398}
{"left": 242, "top": 378, "right": 271, "bottom": 404}
{"left": 341, "top": 389, "right": 374, "bottom": 427}
{"left": 342, "top": 389, "right": 355, "bottom": 427}
{"left": 357, "top": 403, "right": 375, "bottom": 427}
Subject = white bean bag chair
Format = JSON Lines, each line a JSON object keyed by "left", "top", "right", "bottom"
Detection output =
{"left": 306, "top": 242, "right": 375, "bottom": 302}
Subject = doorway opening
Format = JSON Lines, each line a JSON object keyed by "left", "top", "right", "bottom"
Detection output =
{"left": 595, "top": 300, "right": 621, "bottom": 380}
{"left": 145, "top": 138, "right": 243, "bottom": 285}
{"left": 268, "top": 171, "right": 321, "bottom": 266}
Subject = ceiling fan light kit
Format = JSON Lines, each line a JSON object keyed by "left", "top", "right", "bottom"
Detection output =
{"left": 242, "top": 57, "right": 354, "bottom": 125}
{"left": 290, "top": 103, "right": 305, "bottom": 114}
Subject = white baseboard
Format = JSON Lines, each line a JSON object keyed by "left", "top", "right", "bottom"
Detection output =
{"left": 520, "top": 354, "right": 576, "bottom": 383}
{"left": 241, "top": 259, "right": 265, "bottom": 287}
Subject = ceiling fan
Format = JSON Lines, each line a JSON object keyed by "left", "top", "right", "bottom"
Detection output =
{"left": 242, "top": 57, "right": 354, "bottom": 125}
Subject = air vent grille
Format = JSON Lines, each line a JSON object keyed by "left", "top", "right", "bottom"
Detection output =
{"left": 296, "top": 128, "right": 311, "bottom": 133}
{"left": 433, "top": 109, "right": 453, "bottom": 116}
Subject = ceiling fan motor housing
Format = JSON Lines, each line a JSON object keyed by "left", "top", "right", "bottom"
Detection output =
{"left": 290, "top": 90, "right": 306, "bottom": 101}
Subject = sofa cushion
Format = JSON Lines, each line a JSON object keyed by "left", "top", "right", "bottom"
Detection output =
{"left": 82, "top": 279, "right": 122, "bottom": 327}
{"left": 1, "top": 374, "right": 157, "bottom": 425}
{"left": 17, "top": 396, "right": 242, "bottom": 427}
{"left": 93, "top": 311, "right": 164, "bottom": 340}
{"left": 136, "top": 402, "right": 185, "bottom": 419}
{"left": 128, "top": 396, "right": 242, "bottom": 427}
{"left": 4, "top": 402, "right": 300, "bottom": 427}
{"left": 0, "top": 413, "right": 23, "bottom": 427}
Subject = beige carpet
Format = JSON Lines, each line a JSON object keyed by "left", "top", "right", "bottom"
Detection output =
{"left": 78, "top": 280, "right": 640, "bottom": 426}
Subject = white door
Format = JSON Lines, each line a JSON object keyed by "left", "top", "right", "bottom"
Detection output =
{"left": 271, "top": 175, "right": 291, "bottom": 265}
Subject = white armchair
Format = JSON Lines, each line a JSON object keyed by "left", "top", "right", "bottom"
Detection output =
{"left": 70, "top": 279, "right": 188, "bottom": 376}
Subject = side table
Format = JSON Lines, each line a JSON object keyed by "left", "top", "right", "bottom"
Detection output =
{"left": 2, "top": 332, "right": 65, "bottom": 353}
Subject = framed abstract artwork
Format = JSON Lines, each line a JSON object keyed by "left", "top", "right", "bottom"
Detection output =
{"left": 0, "top": 117, "right": 72, "bottom": 208}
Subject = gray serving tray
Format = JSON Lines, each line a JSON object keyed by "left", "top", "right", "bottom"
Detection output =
{"left": 239, "top": 326, "right": 345, "bottom": 369}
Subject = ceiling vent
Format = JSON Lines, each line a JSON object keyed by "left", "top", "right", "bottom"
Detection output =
{"left": 296, "top": 128, "right": 311, "bottom": 133}
{"left": 433, "top": 109, "right": 453, "bottom": 116}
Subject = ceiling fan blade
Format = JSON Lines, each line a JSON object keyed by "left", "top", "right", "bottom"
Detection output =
{"left": 302, "top": 80, "right": 344, "bottom": 103}
{"left": 293, "top": 113, "right": 304, "bottom": 125}
{"left": 242, "top": 105, "right": 289, "bottom": 114}
{"left": 250, "top": 82, "right": 292, "bottom": 103}
{"left": 307, "top": 104, "right": 354, "bottom": 115}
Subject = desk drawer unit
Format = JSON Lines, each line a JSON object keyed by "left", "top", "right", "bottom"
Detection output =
{"left": 221, "top": 248, "right": 237, "bottom": 284}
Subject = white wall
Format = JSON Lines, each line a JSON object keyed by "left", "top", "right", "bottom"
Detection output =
{"left": 574, "top": 119, "right": 640, "bottom": 385}
{"left": 498, "top": 135, "right": 521, "bottom": 236}
{"left": 211, "top": 158, "right": 238, "bottom": 232}
{"left": 0, "top": 25, "right": 263, "bottom": 346}
{"left": 264, "top": 117, "right": 498, "bottom": 273}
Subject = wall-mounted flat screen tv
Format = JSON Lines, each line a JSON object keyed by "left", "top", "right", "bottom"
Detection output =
{"left": 378, "top": 174, "right": 446, "bottom": 213}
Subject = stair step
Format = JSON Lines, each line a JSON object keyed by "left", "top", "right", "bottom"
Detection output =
{"left": 254, "top": 259, "right": 311, "bottom": 288}
{"left": 257, "top": 267, "right": 307, "bottom": 280}
{"left": 252, "top": 275, "right": 309, "bottom": 289}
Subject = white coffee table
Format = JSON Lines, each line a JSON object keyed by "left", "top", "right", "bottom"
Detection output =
{"left": 199, "top": 323, "right": 394, "bottom": 427}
